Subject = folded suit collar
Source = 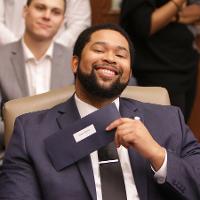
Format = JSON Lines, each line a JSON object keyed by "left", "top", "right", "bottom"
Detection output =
{"left": 56, "top": 94, "right": 81, "bottom": 129}
{"left": 119, "top": 98, "right": 144, "bottom": 122}
{"left": 55, "top": 96, "right": 144, "bottom": 131}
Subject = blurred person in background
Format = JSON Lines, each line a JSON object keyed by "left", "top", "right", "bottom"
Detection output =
{"left": 0, "top": 0, "right": 91, "bottom": 48}
{"left": 0, "top": 0, "right": 74, "bottom": 151}
{"left": 120, "top": 0, "right": 200, "bottom": 122}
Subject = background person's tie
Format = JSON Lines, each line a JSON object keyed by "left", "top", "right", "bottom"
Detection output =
{"left": 98, "top": 142, "right": 127, "bottom": 200}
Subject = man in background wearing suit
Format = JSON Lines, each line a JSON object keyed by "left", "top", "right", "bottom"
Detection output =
{"left": 0, "top": 24, "right": 200, "bottom": 200}
{"left": 0, "top": 0, "right": 74, "bottom": 149}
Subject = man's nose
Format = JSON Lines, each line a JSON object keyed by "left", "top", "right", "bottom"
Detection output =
{"left": 103, "top": 52, "right": 116, "bottom": 64}
{"left": 43, "top": 10, "right": 51, "bottom": 20}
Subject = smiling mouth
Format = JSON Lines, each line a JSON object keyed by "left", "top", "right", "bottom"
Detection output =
{"left": 99, "top": 68, "right": 115, "bottom": 75}
{"left": 96, "top": 68, "right": 116, "bottom": 76}
{"left": 94, "top": 64, "right": 119, "bottom": 75}
{"left": 94, "top": 66, "right": 120, "bottom": 80}
{"left": 38, "top": 23, "right": 51, "bottom": 29}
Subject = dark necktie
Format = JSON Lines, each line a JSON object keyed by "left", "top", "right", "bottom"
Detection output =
{"left": 98, "top": 142, "right": 127, "bottom": 200}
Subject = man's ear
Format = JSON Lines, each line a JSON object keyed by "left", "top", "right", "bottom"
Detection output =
{"left": 129, "top": 68, "right": 133, "bottom": 79}
{"left": 71, "top": 56, "right": 79, "bottom": 74}
{"left": 23, "top": 5, "right": 28, "bottom": 18}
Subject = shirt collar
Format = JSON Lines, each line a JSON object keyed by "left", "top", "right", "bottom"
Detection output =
{"left": 74, "top": 94, "right": 119, "bottom": 118}
{"left": 22, "top": 38, "right": 54, "bottom": 62}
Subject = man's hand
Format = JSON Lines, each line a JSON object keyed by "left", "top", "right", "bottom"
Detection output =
{"left": 178, "top": 4, "right": 200, "bottom": 24}
{"left": 106, "top": 118, "right": 166, "bottom": 171}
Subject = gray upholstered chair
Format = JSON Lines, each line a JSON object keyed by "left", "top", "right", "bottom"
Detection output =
{"left": 2, "top": 85, "right": 170, "bottom": 147}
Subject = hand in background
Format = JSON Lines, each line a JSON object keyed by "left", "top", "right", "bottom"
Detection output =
{"left": 178, "top": 4, "right": 200, "bottom": 24}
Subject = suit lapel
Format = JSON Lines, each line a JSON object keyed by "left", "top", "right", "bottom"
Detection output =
{"left": 77, "top": 157, "right": 97, "bottom": 200}
{"left": 10, "top": 40, "right": 29, "bottom": 96}
{"left": 50, "top": 43, "right": 74, "bottom": 88}
{"left": 51, "top": 43, "right": 63, "bottom": 89}
{"left": 119, "top": 98, "right": 148, "bottom": 200}
{"left": 50, "top": 43, "right": 72, "bottom": 89}
{"left": 45, "top": 96, "right": 97, "bottom": 200}
{"left": 128, "top": 150, "right": 148, "bottom": 200}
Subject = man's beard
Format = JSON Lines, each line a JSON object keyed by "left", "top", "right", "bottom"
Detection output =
{"left": 76, "top": 66, "right": 129, "bottom": 99}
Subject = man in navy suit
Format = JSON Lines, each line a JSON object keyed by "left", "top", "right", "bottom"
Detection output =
{"left": 0, "top": 24, "right": 200, "bottom": 200}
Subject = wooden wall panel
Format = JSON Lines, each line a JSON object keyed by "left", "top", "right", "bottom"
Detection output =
{"left": 90, "top": 0, "right": 120, "bottom": 25}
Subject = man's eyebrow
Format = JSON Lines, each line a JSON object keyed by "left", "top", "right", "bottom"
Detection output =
{"left": 91, "top": 41, "right": 107, "bottom": 46}
{"left": 92, "top": 41, "right": 129, "bottom": 52}
{"left": 34, "top": 3, "right": 63, "bottom": 11}
{"left": 117, "top": 46, "right": 129, "bottom": 53}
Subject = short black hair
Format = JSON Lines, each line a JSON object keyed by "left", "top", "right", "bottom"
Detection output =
{"left": 73, "top": 23, "right": 134, "bottom": 69}
{"left": 26, "top": 0, "right": 66, "bottom": 12}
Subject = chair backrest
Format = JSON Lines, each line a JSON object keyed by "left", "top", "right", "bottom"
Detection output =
{"left": 3, "top": 85, "right": 170, "bottom": 146}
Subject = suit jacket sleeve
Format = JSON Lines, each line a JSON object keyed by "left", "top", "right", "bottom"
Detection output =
{"left": 163, "top": 107, "right": 200, "bottom": 200}
{"left": 0, "top": 117, "right": 42, "bottom": 200}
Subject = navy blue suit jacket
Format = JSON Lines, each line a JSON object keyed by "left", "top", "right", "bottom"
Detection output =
{"left": 0, "top": 96, "right": 200, "bottom": 200}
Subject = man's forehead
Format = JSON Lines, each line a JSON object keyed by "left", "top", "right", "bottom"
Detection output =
{"left": 31, "top": 0, "right": 65, "bottom": 9}
{"left": 89, "top": 29, "right": 129, "bottom": 49}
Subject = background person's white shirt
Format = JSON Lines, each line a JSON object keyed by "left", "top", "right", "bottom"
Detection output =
{"left": 0, "top": 0, "right": 91, "bottom": 48}
{"left": 22, "top": 40, "right": 53, "bottom": 96}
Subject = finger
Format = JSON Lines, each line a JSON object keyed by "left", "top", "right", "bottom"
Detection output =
{"left": 119, "top": 134, "right": 134, "bottom": 149}
{"left": 118, "top": 137, "right": 131, "bottom": 149}
{"left": 106, "top": 118, "right": 124, "bottom": 131}
{"left": 106, "top": 117, "right": 133, "bottom": 131}
{"left": 115, "top": 128, "right": 133, "bottom": 148}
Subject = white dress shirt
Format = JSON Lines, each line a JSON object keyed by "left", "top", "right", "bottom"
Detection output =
{"left": 0, "top": 0, "right": 91, "bottom": 48}
{"left": 22, "top": 40, "right": 53, "bottom": 96}
{"left": 74, "top": 94, "right": 167, "bottom": 200}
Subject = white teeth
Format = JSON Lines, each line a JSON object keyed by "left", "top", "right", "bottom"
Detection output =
{"left": 100, "top": 69, "right": 115, "bottom": 75}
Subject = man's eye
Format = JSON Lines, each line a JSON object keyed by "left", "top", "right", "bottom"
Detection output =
{"left": 35, "top": 5, "right": 45, "bottom": 10}
{"left": 52, "top": 10, "right": 62, "bottom": 16}
{"left": 94, "top": 49, "right": 104, "bottom": 53}
{"left": 116, "top": 54, "right": 125, "bottom": 58}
